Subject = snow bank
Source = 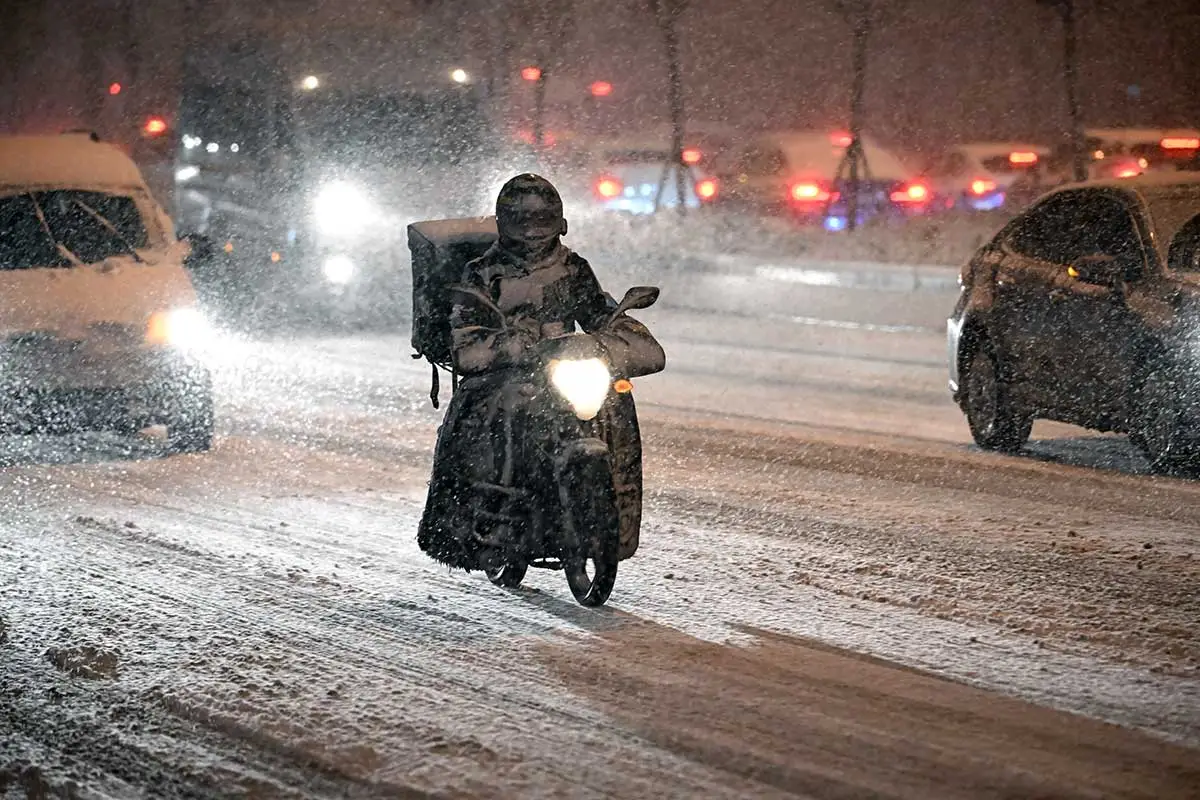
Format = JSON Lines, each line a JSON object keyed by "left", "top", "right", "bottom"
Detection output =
{"left": 571, "top": 210, "right": 1010, "bottom": 271}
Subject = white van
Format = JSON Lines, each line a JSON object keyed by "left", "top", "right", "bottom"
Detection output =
{"left": 0, "top": 134, "right": 214, "bottom": 452}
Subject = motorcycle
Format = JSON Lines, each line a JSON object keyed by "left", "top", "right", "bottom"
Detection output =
{"left": 447, "top": 282, "right": 660, "bottom": 607}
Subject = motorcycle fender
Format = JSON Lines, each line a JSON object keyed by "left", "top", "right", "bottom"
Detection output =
{"left": 553, "top": 437, "right": 611, "bottom": 476}
{"left": 553, "top": 437, "right": 619, "bottom": 557}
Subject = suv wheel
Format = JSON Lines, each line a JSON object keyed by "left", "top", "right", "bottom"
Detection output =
{"left": 964, "top": 344, "right": 1031, "bottom": 452}
{"left": 1134, "top": 368, "right": 1197, "bottom": 475}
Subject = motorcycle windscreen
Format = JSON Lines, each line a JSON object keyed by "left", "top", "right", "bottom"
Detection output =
{"left": 597, "top": 390, "right": 643, "bottom": 560}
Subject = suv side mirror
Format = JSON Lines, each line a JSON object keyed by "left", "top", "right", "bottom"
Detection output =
{"left": 181, "top": 232, "right": 216, "bottom": 269}
{"left": 1068, "top": 254, "right": 1122, "bottom": 287}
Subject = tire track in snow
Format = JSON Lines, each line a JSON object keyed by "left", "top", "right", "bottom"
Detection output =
{"left": 4, "top": 507, "right": 781, "bottom": 798}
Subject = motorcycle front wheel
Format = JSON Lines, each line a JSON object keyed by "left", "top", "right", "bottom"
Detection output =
{"left": 556, "top": 437, "right": 622, "bottom": 607}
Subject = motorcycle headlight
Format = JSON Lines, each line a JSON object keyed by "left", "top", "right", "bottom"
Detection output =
{"left": 549, "top": 358, "right": 611, "bottom": 420}
{"left": 313, "top": 181, "right": 372, "bottom": 237}
{"left": 146, "top": 308, "right": 212, "bottom": 351}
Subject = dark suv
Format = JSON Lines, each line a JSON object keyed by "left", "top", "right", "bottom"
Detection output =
{"left": 947, "top": 175, "right": 1200, "bottom": 472}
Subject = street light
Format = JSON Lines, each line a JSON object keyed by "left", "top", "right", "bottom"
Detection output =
{"left": 301, "top": 75, "right": 320, "bottom": 91}
{"left": 450, "top": 68, "right": 470, "bottom": 84}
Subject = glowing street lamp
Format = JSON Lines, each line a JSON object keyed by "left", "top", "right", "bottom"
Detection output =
{"left": 301, "top": 75, "right": 320, "bottom": 91}
{"left": 450, "top": 68, "right": 470, "bottom": 84}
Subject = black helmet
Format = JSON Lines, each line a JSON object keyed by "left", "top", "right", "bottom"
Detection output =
{"left": 495, "top": 173, "right": 567, "bottom": 260}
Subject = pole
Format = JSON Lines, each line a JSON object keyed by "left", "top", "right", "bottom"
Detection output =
{"left": 664, "top": 2, "right": 687, "bottom": 216}
{"left": 533, "top": 67, "right": 547, "bottom": 149}
{"left": 846, "top": 9, "right": 870, "bottom": 232}
{"left": 1061, "top": 0, "right": 1087, "bottom": 182}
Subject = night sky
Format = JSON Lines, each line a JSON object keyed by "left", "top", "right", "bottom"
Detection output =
{"left": 2, "top": 0, "right": 1197, "bottom": 149}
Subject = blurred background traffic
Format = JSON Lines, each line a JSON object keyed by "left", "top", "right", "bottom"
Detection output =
{"left": 2, "top": 0, "right": 1197, "bottom": 325}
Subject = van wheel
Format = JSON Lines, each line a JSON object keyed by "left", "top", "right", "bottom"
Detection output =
{"left": 165, "top": 384, "right": 214, "bottom": 454}
{"left": 964, "top": 344, "right": 1031, "bottom": 452}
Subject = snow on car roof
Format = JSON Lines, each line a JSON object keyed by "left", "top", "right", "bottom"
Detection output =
{"left": 0, "top": 134, "right": 148, "bottom": 192}
{"left": 955, "top": 142, "right": 1051, "bottom": 158}
{"left": 758, "top": 131, "right": 913, "bottom": 182}
{"left": 578, "top": 126, "right": 737, "bottom": 154}
{"left": 1085, "top": 127, "right": 1200, "bottom": 145}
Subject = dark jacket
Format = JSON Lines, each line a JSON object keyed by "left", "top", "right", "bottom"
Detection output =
{"left": 417, "top": 242, "right": 664, "bottom": 568}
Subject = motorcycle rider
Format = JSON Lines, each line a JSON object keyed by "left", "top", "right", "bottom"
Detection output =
{"left": 418, "top": 173, "right": 665, "bottom": 569}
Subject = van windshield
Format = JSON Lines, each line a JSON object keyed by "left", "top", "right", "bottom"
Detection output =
{"left": 0, "top": 190, "right": 147, "bottom": 270}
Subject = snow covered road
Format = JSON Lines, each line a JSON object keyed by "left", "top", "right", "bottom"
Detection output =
{"left": 2, "top": 268, "right": 1199, "bottom": 797}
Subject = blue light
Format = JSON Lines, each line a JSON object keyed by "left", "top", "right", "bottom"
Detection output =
{"left": 824, "top": 215, "right": 847, "bottom": 232}
{"left": 968, "top": 192, "right": 1006, "bottom": 212}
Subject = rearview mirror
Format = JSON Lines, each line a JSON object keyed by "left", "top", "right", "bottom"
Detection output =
{"left": 614, "top": 286, "right": 660, "bottom": 315}
{"left": 1068, "top": 254, "right": 1122, "bottom": 287}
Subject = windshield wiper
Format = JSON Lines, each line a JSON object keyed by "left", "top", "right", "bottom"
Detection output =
{"left": 72, "top": 198, "right": 145, "bottom": 263}
{"left": 28, "top": 193, "right": 84, "bottom": 267}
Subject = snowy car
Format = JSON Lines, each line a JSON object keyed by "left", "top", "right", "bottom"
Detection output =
{"left": 920, "top": 143, "right": 1051, "bottom": 211}
{"left": 948, "top": 173, "right": 1200, "bottom": 473}
{"left": 554, "top": 130, "right": 728, "bottom": 217}
{"left": 1014, "top": 129, "right": 1200, "bottom": 196}
{"left": 0, "top": 134, "right": 214, "bottom": 452}
{"left": 712, "top": 130, "right": 932, "bottom": 230}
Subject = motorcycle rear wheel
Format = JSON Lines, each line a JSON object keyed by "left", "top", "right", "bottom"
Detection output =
{"left": 485, "top": 560, "right": 528, "bottom": 588}
{"left": 566, "top": 555, "right": 617, "bottom": 607}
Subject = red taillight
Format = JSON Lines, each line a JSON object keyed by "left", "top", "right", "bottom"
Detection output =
{"left": 695, "top": 178, "right": 718, "bottom": 200}
{"left": 830, "top": 131, "right": 853, "bottom": 147}
{"left": 589, "top": 80, "right": 613, "bottom": 97}
{"left": 595, "top": 177, "right": 623, "bottom": 199}
{"left": 1161, "top": 137, "right": 1200, "bottom": 151}
{"left": 108, "top": 82, "right": 122, "bottom": 96}
{"left": 1009, "top": 151, "right": 1039, "bottom": 165}
{"left": 143, "top": 116, "right": 168, "bottom": 136}
{"left": 521, "top": 66, "right": 542, "bottom": 82}
{"left": 970, "top": 178, "right": 997, "bottom": 196}
{"left": 890, "top": 183, "right": 930, "bottom": 204}
{"left": 1115, "top": 165, "right": 1142, "bottom": 179}
{"left": 682, "top": 147, "right": 702, "bottom": 165}
{"left": 790, "top": 182, "right": 831, "bottom": 203}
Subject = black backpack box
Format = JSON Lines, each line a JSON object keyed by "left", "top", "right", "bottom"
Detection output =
{"left": 407, "top": 217, "right": 499, "bottom": 370}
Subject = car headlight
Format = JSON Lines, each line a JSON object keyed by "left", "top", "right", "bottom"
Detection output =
{"left": 146, "top": 308, "right": 212, "bottom": 351}
{"left": 322, "top": 254, "right": 355, "bottom": 284}
{"left": 313, "top": 181, "right": 372, "bottom": 237}
{"left": 549, "top": 358, "right": 611, "bottom": 420}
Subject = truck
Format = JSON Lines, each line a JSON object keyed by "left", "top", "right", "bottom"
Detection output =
{"left": 171, "top": 75, "right": 509, "bottom": 326}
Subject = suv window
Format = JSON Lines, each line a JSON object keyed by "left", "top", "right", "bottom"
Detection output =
{"left": 1010, "top": 193, "right": 1078, "bottom": 262}
{"left": 938, "top": 151, "right": 968, "bottom": 177}
{"left": 1168, "top": 213, "right": 1200, "bottom": 272}
{"left": 1010, "top": 191, "right": 1141, "bottom": 272}
{"left": 739, "top": 146, "right": 788, "bottom": 176}
{"left": 0, "top": 191, "right": 147, "bottom": 269}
